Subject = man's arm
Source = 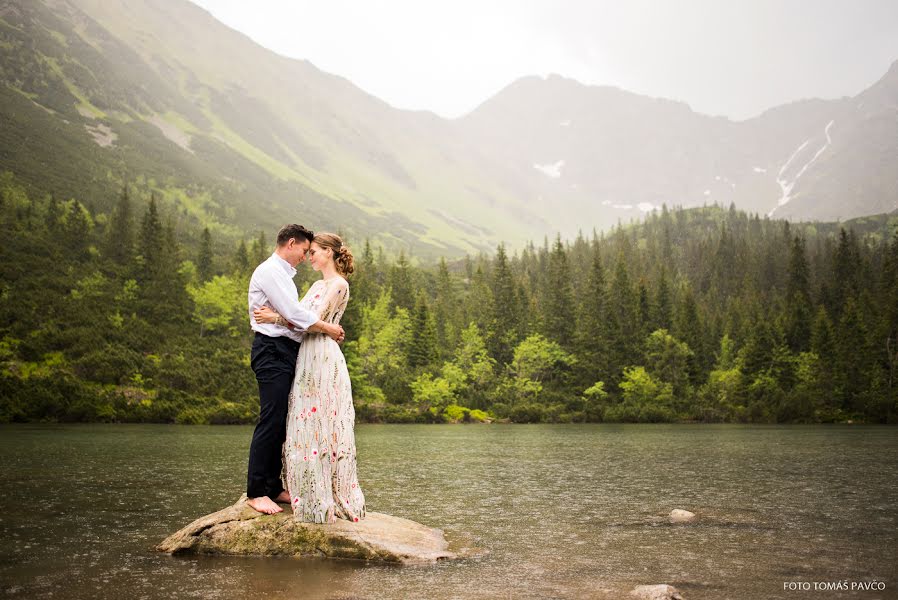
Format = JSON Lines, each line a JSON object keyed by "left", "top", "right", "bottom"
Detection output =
{"left": 263, "top": 270, "right": 344, "bottom": 341}
{"left": 263, "top": 274, "right": 317, "bottom": 330}
{"left": 257, "top": 306, "right": 344, "bottom": 342}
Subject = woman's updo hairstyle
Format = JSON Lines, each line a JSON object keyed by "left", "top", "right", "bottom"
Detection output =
{"left": 313, "top": 232, "right": 354, "bottom": 277}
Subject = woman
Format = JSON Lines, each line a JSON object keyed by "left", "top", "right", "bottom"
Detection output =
{"left": 253, "top": 232, "right": 366, "bottom": 523}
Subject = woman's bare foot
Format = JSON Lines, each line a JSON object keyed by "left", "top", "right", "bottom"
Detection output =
{"left": 246, "top": 496, "right": 282, "bottom": 514}
{"left": 273, "top": 490, "right": 291, "bottom": 504}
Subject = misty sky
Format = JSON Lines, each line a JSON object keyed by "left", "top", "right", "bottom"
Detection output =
{"left": 189, "top": 0, "right": 898, "bottom": 120}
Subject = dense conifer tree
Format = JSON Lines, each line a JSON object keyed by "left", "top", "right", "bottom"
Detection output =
{"left": 575, "top": 246, "right": 608, "bottom": 387}
{"left": 432, "top": 257, "right": 458, "bottom": 359}
{"left": 198, "top": 227, "right": 213, "bottom": 282}
{"left": 489, "top": 244, "right": 522, "bottom": 364}
{"left": 605, "top": 251, "right": 639, "bottom": 386}
{"left": 408, "top": 291, "right": 438, "bottom": 369}
{"left": 654, "top": 265, "right": 673, "bottom": 331}
{"left": 232, "top": 238, "right": 249, "bottom": 273}
{"left": 389, "top": 250, "right": 414, "bottom": 311}
{"left": 105, "top": 186, "right": 133, "bottom": 265}
{"left": 785, "top": 235, "right": 813, "bottom": 352}
{"left": 64, "top": 200, "right": 93, "bottom": 262}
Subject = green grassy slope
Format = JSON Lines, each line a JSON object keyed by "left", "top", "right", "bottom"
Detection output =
{"left": 0, "top": 0, "right": 550, "bottom": 257}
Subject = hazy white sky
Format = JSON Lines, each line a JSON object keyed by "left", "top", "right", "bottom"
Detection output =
{"left": 189, "top": 0, "right": 898, "bottom": 120}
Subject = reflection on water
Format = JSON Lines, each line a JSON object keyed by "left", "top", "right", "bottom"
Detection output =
{"left": 0, "top": 424, "right": 896, "bottom": 599}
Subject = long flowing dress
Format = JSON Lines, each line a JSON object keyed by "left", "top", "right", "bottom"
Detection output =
{"left": 282, "top": 275, "right": 366, "bottom": 523}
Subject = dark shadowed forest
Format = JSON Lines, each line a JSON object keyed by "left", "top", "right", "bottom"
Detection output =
{"left": 2, "top": 173, "right": 897, "bottom": 424}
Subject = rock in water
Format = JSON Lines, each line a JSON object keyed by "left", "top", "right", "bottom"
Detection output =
{"left": 156, "top": 495, "right": 467, "bottom": 564}
{"left": 630, "top": 584, "right": 685, "bottom": 600}
{"left": 669, "top": 509, "right": 696, "bottom": 523}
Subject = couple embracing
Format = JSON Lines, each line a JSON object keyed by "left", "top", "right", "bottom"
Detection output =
{"left": 245, "top": 224, "right": 366, "bottom": 524}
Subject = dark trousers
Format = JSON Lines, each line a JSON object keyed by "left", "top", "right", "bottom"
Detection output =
{"left": 247, "top": 332, "right": 300, "bottom": 499}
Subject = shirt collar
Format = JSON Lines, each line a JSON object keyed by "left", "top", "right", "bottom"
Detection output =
{"left": 271, "top": 252, "right": 297, "bottom": 277}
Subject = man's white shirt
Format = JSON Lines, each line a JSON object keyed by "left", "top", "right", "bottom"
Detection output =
{"left": 248, "top": 252, "right": 318, "bottom": 343}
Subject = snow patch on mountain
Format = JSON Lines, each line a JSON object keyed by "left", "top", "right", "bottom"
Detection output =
{"left": 769, "top": 120, "right": 834, "bottom": 216}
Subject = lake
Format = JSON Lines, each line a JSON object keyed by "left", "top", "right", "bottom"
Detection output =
{"left": 0, "top": 424, "right": 895, "bottom": 599}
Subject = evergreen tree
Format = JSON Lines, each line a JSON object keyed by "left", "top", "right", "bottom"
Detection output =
{"left": 605, "top": 251, "right": 639, "bottom": 386}
{"left": 198, "top": 227, "right": 213, "bottom": 282}
{"left": 64, "top": 200, "right": 93, "bottom": 262}
{"left": 881, "top": 229, "right": 898, "bottom": 398}
{"left": 408, "top": 291, "right": 437, "bottom": 369}
{"left": 105, "top": 185, "right": 133, "bottom": 265}
{"left": 389, "top": 250, "right": 414, "bottom": 311}
{"left": 834, "top": 296, "right": 871, "bottom": 415}
{"left": 673, "top": 284, "right": 703, "bottom": 385}
{"left": 232, "top": 238, "right": 250, "bottom": 273}
{"left": 654, "top": 265, "right": 673, "bottom": 330}
{"left": 251, "top": 230, "right": 268, "bottom": 266}
{"left": 643, "top": 328, "right": 693, "bottom": 411}
{"left": 575, "top": 246, "right": 608, "bottom": 387}
{"left": 489, "top": 243, "right": 522, "bottom": 364}
{"left": 45, "top": 195, "right": 62, "bottom": 235}
{"left": 637, "top": 279, "right": 652, "bottom": 338}
{"left": 833, "top": 227, "right": 861, "bottom": 317}
{"left": 543, "top": 236, "right": 576, "bottom": 349}
{"left": 352, "top": 239, "right": 378, "bottom": 307}
{"left": 464, "top": 262, "right": 493, "bottom": 333}
{"left": 140, "top": 193, "right": 164, "bottom": 268}
{"left": 340, "top": 239, "right": 376, "bottom": 344}
{"left": 661, "top": 221, "right": 674, "bottom": 270}
{"left": 710, "top": 222, "right": 737, "bottom": 297}
{"left": 432, "top": 257, "right": 458, "bottom": 359}
{"left": 739, "top": 314, "right": 775, "bottom": 379}
{"left": 137, "top": 195, "right": 191, "bottom": 327}
{"left": 810, "top": 306, "right": 838, "bottom": 415}
{"left": 785, "top": 235, "right": 813, "bottom": 352}
{"left": 162, "top": 219, "right": 192, "bottom": 317}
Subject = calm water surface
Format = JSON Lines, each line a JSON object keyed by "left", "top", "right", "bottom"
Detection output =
{"left": 0, "top": 424, "right": 896, "bottom": 599}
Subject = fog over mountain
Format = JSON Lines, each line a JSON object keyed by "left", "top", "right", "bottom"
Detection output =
{"left": 1, "top": 0, "right": 896, "bottom": 257}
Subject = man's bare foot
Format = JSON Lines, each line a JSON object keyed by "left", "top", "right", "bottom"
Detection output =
{"left": 246, "top": 496, "right": 283, "bottom": 515}
{"left": 273, "top": 490, "right": 291, "bottom": 504}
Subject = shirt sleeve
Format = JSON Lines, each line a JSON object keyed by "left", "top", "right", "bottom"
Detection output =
{"left": 264, "top": 268, "right": 319, "bottom": 331}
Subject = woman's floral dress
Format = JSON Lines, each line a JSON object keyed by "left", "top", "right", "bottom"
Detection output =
{"left": 282, "top": 275, "right": 366, "bottom": 523}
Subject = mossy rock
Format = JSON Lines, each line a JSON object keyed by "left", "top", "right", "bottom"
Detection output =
{"left": 157, "top": 495, "right": 478, "bottom": 564}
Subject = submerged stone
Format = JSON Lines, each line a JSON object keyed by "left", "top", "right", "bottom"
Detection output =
{"left": 156, "top": 495, "right": 475, "bottom": 564}
{"left": 630, "top": 584, "right": 685, "bottom": 600}
{"left": 669, "top": 509, "right": 696, "bottom": 523}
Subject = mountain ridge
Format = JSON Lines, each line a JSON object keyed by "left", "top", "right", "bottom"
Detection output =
{"left": 1, "top": 0, "right": 895, "bottom": 258}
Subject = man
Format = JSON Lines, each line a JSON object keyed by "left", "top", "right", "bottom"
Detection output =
{"left": 246, "top": 224, "right": 345, "bottom": 515}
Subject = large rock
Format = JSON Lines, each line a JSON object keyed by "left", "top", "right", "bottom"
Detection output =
{"left": 669, "top": 509, "right": 696, "bottom": 523}
{"left": 157, "top": 495, "right": 473, "bottom": 564}
{"left": 630, "top": 584, "right": 685, "bottom": 600}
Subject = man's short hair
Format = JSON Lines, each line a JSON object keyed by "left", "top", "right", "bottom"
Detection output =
{"left": 276, "top": 224, "right": 314, "bottom": 246}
